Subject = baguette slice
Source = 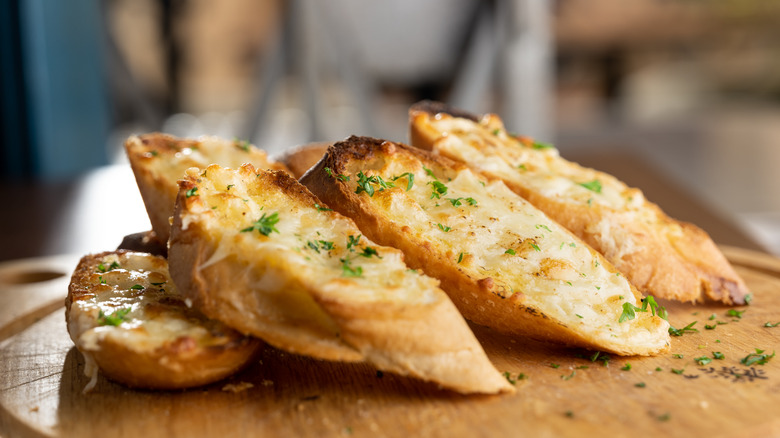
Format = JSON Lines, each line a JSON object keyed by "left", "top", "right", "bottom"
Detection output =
{"left": 409, "top": 101, "right": 750, "bottom": 305}
{"left": 167, "top": 163, "right": 512, "bottom": 394}
{"left": 66, "top": 250, "right": 262, "bottom": 391}
{"left": 301, "top": 136, "right": 670, "bottom": 356}
{"left": 125, "top": 133, "right": 289, "bottom": 243}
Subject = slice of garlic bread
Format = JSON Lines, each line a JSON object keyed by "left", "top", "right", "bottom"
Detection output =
{"left": 277, "top": 142, "right": 331, "bottom": 179}
{"left": 66, "top": 250, "right": 262, "bottom": 391}
{"left": 167, "top": 164, "right": 511, "bottom": 394}
{"left": 409, "top": 101, "right": 749, "bottom": 305}
{"left": 301, "top": 136, "right": 670, "bottom": 356}
{"left": 125, "top": 133, "right": 289, "bottom": 243}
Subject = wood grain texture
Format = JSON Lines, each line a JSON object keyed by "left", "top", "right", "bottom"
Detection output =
{"left": 2, "top": 248, "right": 780, "bottom": 438}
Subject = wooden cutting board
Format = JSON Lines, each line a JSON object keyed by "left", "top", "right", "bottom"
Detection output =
{"left": 1, "top": 247, "right": 780, "bottom": 438}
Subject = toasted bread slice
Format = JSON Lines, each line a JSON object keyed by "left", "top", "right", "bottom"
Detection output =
{"left": 125, "top": 133, "right": 289, "bottom": 243}
{"left": 167, "top": 164, "right": 512, "bottom": 394}
{"left": 409, "top": 101, "right": 750, "bottom": 305}
{"left": 66, "top": 250, "right": 262, "bottom": 391}
{"left": 301, "top": 136, "right": 670, "bottom": 356}
{"left": 277, "top": 142, "right": 331, "bottom": 179}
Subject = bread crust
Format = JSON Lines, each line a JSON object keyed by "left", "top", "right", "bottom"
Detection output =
{"left": 66, "top": 250, "right": 262, "bottom": 390}
{"left": 301, "top": 136, "right": 670, "bottom": 356}
{"left": 125, "top": 133, "right": 288, "bottom": 243}
{"left": 276, "top": 142, "right": 331, "bottom": 179}
{"left": 409, "top": 101, "right": 750, "bottom": 305}
{"left": 168, "top": 164, "right": 512, "bottom": 394}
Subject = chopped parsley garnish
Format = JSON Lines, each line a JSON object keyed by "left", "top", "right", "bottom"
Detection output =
{"left": 428, "top": 181, "right": 448, "bottom": 199}
{"left": 98, "top": 308, "right": 131, "bottom": 326}
{"left": 668, "top": 321, "right": 698, "bottom": 336}
{"left": 436, "top": 223, "right": 452, "bottom": 232}
{"left": 561, "top": 371, "right": 576, "bottom": 380}
{"left": 97, "top": 261, "right": 120, "bottom": 273}
{"left": 505, "top": 249, "right": 516, "bottom": 255}
{"left": 727, "top": 309, "right": 745, "bottom": 319}
{"left": 314, "top": 203, "right": 332, "bottom": 212}
{"left": 307, "top": 240, "right": 334, "bottom": 253}
{"left": 150, "top": 282, "right": 166, "bottom": 286}
{"left": 745, "top": 293, "right": 752, "bottom": 305}
{"left": 671, "top": 368, "right": 685, "bottom": 375}
{"left": 694, "top": 356, "right": 712, "bottom": 365}
{"left": 619, "top": 302, "right": 640, "bottom": 323}
{"left": 708, "top": 313, "right": 717, "bottom": 320}
{"left": 518, "top": 164, "right": 527, "bottom": 171}
{"left": 713, "top": 352, "right": 725, "bottom": 360}
{"left": 503, "top": 371, "right": 526, "bottom": 385}
{"left": 129, "top": 284, "right": 144, "bottom": 290}
{"left": 391, "top": 172, "right": 415, "bottom": 191}
{"left": 457, "top": 252, "right": 465, "bottom": 263}
{"left": 578, "top": 180, "right": 602, "bottom": 194}
{"left": 619, "top": 296, "right": 668, "bottom": 323}
{"left": 347, "top": 234, "right": 361, "bottom": 250}
{"left": 673, "top": 354, "right": 684, "bottom": 359}
{"left": 423, "top": 166, "right": 437, "bottom": 180}
{"left": 531, "top": 141, "right": 555, "bottom": 150}
{"left": 325, "top": 167, "right": 350, "bottom": 181}
{"left": 186, "top": 187, "right": 199, "bottom": 198}
{"left": 704, "top": 324, "right": 717, "bottom": 330}
{"left": 234, "top": 138, "right": 251, "bottom": 152}
{"left": 241, "top": 212, "right": 280, "bottom": 236}
{"left": 530, "top": 242, "right": 541, "bottom": 252}
{"left": 492, "top": 128, "right": 501, "bottom": 136}
{"left": 359, "top": 247, "right": 380, "bottom": 258}
{"left": 621, "top": 363, "right": 632, "bottom": 371}
{"left": 764, "top": 322, "right": 780, "bottom": 328}
{"left": 535, "top": 224, "right": 552, "bottom": 233}
{"left": 740, "top": 349, "right": 775, "bottom": 366}
{"left": 340, "top": 258, "right": 363, "bottom": 278}
{"left": 550, "top": 363, "right": 561, "bottom": 369}
{"left": 447, "top": 197, "right": 478, "bottom": 207}
{"left": 635, "top": 382, "right": 646, "bottom": 388}
{"left": 355, "top": 171, "right": 394, "bottom": 196}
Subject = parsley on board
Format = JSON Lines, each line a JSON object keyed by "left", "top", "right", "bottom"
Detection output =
{"left": 635, "top": 382, "right": 646, "bottom": 388}
{"left": 668, "top": 321, "right": 699, "bottom": 337}
{"left": 740, "top": 349, "right": 775, "bottom": 366}
{"left": 578, "top": 180, "right": 602, "bottom": 193}
{"left": 241, "top": 212, "right": 280, "bottom": 236}
{"left": 712, "top": 352, "right": 725, "bottom": 360}
{"left": 727, "top": 309, "right": 745, "bottom": 319}
{"left": 694, "top": 356, "right": 712, "bottom": 365}
{"left": 764, "top": 322, "right": 780, "bottom": 328}
{"left": 621, "top": 363, "right": 632, "bottom": 371}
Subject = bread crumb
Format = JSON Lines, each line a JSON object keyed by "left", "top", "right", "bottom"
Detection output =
{"left": 29, "top": 406, "right": 39, "bottom": 413}
{"left": 221, "top": 382, "right": 254, "bottom": 393}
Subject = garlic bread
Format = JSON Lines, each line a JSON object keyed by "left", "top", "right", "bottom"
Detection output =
{"left": 277, "top": 142, "right": 331, "bottom": 179}
{"left": 167, "top": 164, "right": 512, "bottom": 394}
{"left": 66, "top": 250, "right": 261, "bottom": 391}
{"left": 409, "top": 101, "right": 750, "bottom": 305}
{"left": 125, "top": 133, "right": 288, "bottom": 243}
{"left": 301, "top": 136, "right": 671, "bottom": 356}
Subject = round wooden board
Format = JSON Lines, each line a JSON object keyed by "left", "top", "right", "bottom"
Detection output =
{"left": 2, "top": 247, "right": 780, "bottom": 438}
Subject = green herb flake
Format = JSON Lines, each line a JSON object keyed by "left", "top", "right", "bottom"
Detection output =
{"left": 186, "top": 187, "right": 199, "bottom": 198}
{"left": 673, "top": 354, "right": 684, "bottom": 359}
{"left": 668, "top": 321, "right": 698, "bottom": 337}
{"left": 671, "top": 368, "right": 685, "bottom": 375}
{"left": 129, "top": 284, "right": 144, "bottom": 290}
{"left": 457, "top": 252, "right": 465, "bottom": 264}
{"left": 314, "top": 203, "right": 332, "bottom": 212}
{"left": 621, "top": 363, "right": 632, "bottom": 371}
{"left": 518, "top": 164, "right": 528, "bottom": 171}
{"left": 635, "top": 382, "right": 646, "bottom": 388}
{"left": 437, "top": 223, "right": 452, "bottom": 232}
{"left": 347, "top": 235, "right": 361, "bottom": 250}
{"left": 713, "top": 352, "right": 725, "bottom": 360}
{"left": 535, "top": 224, "right": 552, "bottom": 233}
{"left": 359, "top": 247, "right": 380, "bottom": 258}
{"left": 695, "top": 356, "right": 713, "bottom": 366}
{"left": 764, "top": 322, "right": 780, "bottom": 328}
{"left": 727, "top": 309, "right": 745, "bottom": 319}
{"left": 423, "top": 166, "right": 437, "bottom": 180}
{"left": 391, "top": 172, "right": 415, "bottom": 191}
{"left": 234, "top": 138, "right": 251, "bottom": 152}
{"left": 241, "top": 212, "right": 280, "bottom": 236}
{"left": 561, "top": 371, "right": 576, "bottom": 381}
{"left": 505, "top": 249, "right": 516, "bottom": 255}
{"left": 578, "top": 180, "right": 602, "bottom": 193}
{"left": 708, "top": 313, "right": 717, "bottom": 321}
{"left": 530, "top": 242, "right": 541, "bottom": 252}
{"left": 740, "top": 348, "right": 775, "bottom": 366}
{"left": 492, "top": 128, "right": 501, "bottom": 136}
{"left": 532, "top": 141, "right": 555, "bottom": 150}
{"left": 355, "top": 171, "right": 395, "bottom": 196}
{"left": 655, "top": 367, "right": 663, "bottom": 372}
{"left": 340, "top": 258, "right": 363, "bottom": 278}
{"left": 550, "top": 363, "right": 561, "bottom": 369}
{"left": 429, "top": 181, "right": 448, "bottom": 199}
{"left": 98, "top": 308, "right": 131, "bottom": 326}
{"left": 745, "top": 293, "right": 753, "bottom": 305}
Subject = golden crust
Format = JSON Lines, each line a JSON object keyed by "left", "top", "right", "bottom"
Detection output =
{"left": 300, "top": 136, "right": 670, "bottom": 356}
{"left": 125, "top": 133, "right": 289, "bottom": 243}
{"left": 66, "top": 250, "right": 262, "bottom": 390}
{"left": 168, "top": 164, "right": 512, "bottom": 394}
{"left": 408, "top": 101, "right": 750, "bottom": 305}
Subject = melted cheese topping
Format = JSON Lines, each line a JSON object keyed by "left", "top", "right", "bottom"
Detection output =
{"left": 427, "top": 114, "right": 648, "bottom": 212}
{"left": 70, "top": 252, "right": 239, "bottom": 355}
{"left": 182, "top": 165, "right": 441, "bottom": 306}
{"left": 342, "top": 156, "right": 668, "bottom": 346}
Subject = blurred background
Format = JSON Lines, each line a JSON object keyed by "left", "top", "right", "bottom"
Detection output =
{"left": 2, "top": 0, "right": 780, "bottom": 260}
